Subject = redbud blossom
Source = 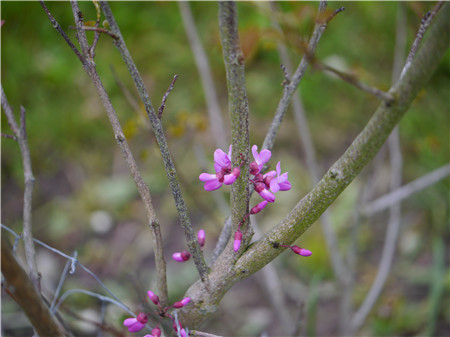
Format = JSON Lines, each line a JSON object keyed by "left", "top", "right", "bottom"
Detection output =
{"left": 147, "top": 290, "right": 160, "bottom": 305}
{"left": 197, "top": 229, "right": 205, "bottom": 247}
{"left": 290, "top": 245, "right": 312, "bottom": 257}
{"left": 251, "top": 145, "right": 271, "bottom": 174}
{"left": 264, "top": 161, "right": 291, "bottom": 193}
{"left": 254, "top": 182, "right": 275, "bottom": 203}
{"left": 199, "top": 146, "right": 240, "bottom": 191}
{"left": 172, "top": 297, "right": 191, "bottom": 308}
{"left": 233, "top": 231, "right": 243, "bottom": 252}
{"left": 123, "top": 312, "right": 148, "bottom": 333}
{"left": 180, "top": 328, "right": 188, "bottom": 337}
{"left": 172, "top": 251, "right": 191, "bottom": 262}
{"left": 250, "top": 200, "right": 268, "bottom": 214}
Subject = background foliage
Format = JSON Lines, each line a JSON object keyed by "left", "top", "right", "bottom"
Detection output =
{"left": 2, "top": 2, "right": 449, "bottom": 336}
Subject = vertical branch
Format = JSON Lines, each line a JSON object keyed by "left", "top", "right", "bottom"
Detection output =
{"left": 179, "top": 1, "right": 228, "bottom": 149}
{"left": 40, "top": 0, "right": 169, "bottom": 304}
{"left": 1, "top": 86, "right": 39, "bottom": 291}
{"left": 218, "top": 1, "right": 250, "bottom": 248}
{"left": 99, "top": 0, "right": 208, "bottom": 281}
{"left": 262, "top": 1, "right": 342, "bottom": 152}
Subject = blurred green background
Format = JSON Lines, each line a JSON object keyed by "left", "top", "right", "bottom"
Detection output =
{"left": 1, "top": 2, "right": 449, "bottom": 336}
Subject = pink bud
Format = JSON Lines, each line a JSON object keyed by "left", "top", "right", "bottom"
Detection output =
{"left": 249, "top": 161, "right": 259, "bottom": 175}
{"left": 151, "top": 326, "right": 162, "bottom": 337}
{"left": 180, "top": 328, "right": 188, "bottom": 337}
{"left": 172, "top": 297, "right": 191, "bottom": 308}
{"left": 197, "top": 229, "right": 206, "bottom": 247}
{"left": 147, "top": 290, "right": 160, "bottom": 305}
{"left": 233, "top": 231, "right": 243, "bottom": 252}
{"left": 172, "top": 250, "right": 191, "bottom": 262}
{"left": 290, "top": 245, "right": 312, "bottom": 257}
{"left": 250, "top": 200, "right": 268, "bottom": 214}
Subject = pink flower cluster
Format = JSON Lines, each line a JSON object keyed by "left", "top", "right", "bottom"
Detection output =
{"left": 123, "top": 290, "right": 190, "bottom": 336}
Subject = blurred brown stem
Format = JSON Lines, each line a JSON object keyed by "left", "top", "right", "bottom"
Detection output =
{"left": 1, "top": 235, "right": 70, "bottom": 336}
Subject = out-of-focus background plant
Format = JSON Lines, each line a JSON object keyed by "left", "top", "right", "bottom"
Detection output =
{"left": 2, "top": 2, "right": 448, "bottom": 336}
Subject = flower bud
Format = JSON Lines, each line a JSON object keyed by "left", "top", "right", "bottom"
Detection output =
{"left": 151, "top": 326, "right": 162, "bottom": 337}
{"left": 250, "top": 200, "right": 268, "bottom": 214}
{"left": 233, "top": 231, "right": 243, "bottom": 252}
{"left": 197, "top": 229, "right": 205, "bottom": 247}
{"left": 172, "top": 297, "right": 191, "bottom": 308}
{"left": 290, "top": 245, "right": 312, "bottom": 257}
{"left": 147, "top": 290, "right": 160, "bottom": 305}
{"left": 249, "top": 162, "right": 259, "bottom": 175}
{"left": 172, "top": 250, "right": 191, "bottom": 262}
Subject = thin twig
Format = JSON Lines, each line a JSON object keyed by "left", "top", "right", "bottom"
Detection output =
{"left": 209, "top": 217, "right": 232, "bottom": 266}
{"left": 1, "top": 86, "right": 39, "bottom": 291}
{"left": 109, "top": 65, "right": 142, "bottom": 113}
{"left": 179, "top": 1, "right": 227, "bottom": 149}
{"left": 68, "top": 25, "right": 118, "bottom": 39}
{"left": 39, "top": 0, "right": 84, "bottom": 63}
{"left": 99, "top": 0, "right": 208, "bottom": 281}
{"left": 317, "top": 62, "right": 394, "bottom": 102}
{"left": 363, "top": 163, "right": 450, "bottom": 216}
{"left": 400, "top": 1, "right": 445, "bottom": 80}
{"left": 158, "top": 74, "right": 178, "bottom": 119}
{"left": 1, "top": 132, "right": 17, "bottom": 141}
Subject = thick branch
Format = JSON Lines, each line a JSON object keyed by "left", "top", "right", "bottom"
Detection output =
{"left": 1, "top": 235, "right": 69, "bottom": 336}
{"left": 218, "top": 0, "right": 251, "bottom": 252}
{"left": 99, "top": 0, "right": 208, "bottom": 281}
{"left": 235, "top": 2, "right": 449, "bottom": 278}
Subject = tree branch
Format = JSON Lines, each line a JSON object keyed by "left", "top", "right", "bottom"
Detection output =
{"left": 235, "top": 1, "right": 449, "bottom": 282}
{"left": 99, "top": 0, "right": 208, "bottom": 281}
{"left": 1, "top": 86, "right": 39, "bottom": 291}
{"left": 40, "top": 0, "right": 169, "bottom": 305}
{"left": 179, "top": 1, "right": 228, "bottom": 149}
{"left": 218, "top": 1, "right": 251, "bottom": 254}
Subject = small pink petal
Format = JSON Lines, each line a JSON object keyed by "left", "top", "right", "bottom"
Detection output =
{"left": 223, "top": 173, "right": 237, "bottom": 185}
{"left": 147, "top": 290, "right": 160, "bottom": 305}
{"left": 204, "top": 180, "right": 222, "bottom": 191}
{"left": 258, "top": 188, "right": 275, "bottom": 203}
{"left": 199, "top": 173, "right": 217, "bottom": 182}
{"left": 123, "top": 318, "right": 138, "bottom": 327}
{"left": 172, "top": 251, "right": 191, "bottom": 262}
{"left": 250, "top": 200, "right": 268, "bottom": 214}
{"left": 291, "top": 245, "right": 312, "bottom": 257}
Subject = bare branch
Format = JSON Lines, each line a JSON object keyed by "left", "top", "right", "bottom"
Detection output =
{"left": 68, "top": 25, "right": 118, "bottom": 39}
{"left": 262, "top": 1, "right": 340, "bottom": 153}
{"left": 363, "top": 163, "right": 450, "bottom": 216}
{"left": 1, "top": 132, "right": 17, "bottom": 141}
{"left": 179, "top": 1, "right": 227, "bottom": 149}
{"left": 1, "top": 87, "right": 39, "bottom": 291}
{"left": 99, "top": 0, "right": 208, "bottom": 281}
{"left": 317, "top": 62, "right": 394, "bottom": 102}
{"left": 158, "top": 74, "right": 178, "bottom": 119}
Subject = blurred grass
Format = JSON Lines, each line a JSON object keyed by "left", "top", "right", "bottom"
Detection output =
{"left": 1, "top": 2, "right": 449, "bottom": 336}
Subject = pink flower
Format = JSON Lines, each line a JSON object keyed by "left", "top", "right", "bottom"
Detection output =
{"left": 197, "top": 229, "right": 205, "bottom": 247}
{"left": 147, "top": 290, "right": 160, "bottom": 305}
{"left": 123, "top": 312, "right": 148, "bottom": 333}
{"left": 172, "top": 297, "right": 191, "bottom": 308}
{"left": 264, "top": 161, "right": 291, "bottom": 193}
{"left": 180, "top": 328, "right": 188, "bottom": 337}
{"left": 250, "top": 145, "right": 271, "bottom": 175}
{"left": 290, "top": 245, "right": 312, "bottom": 257}
{"left": 250, "top": 200, "right": 268, "bottom": 214}
{"left": 254, "top": 182, "right": 275, "bottom": 203}
{"left": 233, "top": 231, "right": 243, "bottom": 252}
{"left": 172, "top": 251, "right": 191, "bottom": 262}
{"left": 199, "top": 146, "right": 240, "bottom": 191}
